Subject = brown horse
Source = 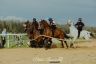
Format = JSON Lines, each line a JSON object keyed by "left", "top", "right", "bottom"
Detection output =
{"left": 39, "top": 20, "right": 69, "bottom": 48}
{"left": 23, "top": 21, "right": 44, "bottom": 48}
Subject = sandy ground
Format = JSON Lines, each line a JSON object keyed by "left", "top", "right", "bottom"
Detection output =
{"left": 0, "top": 39, "right": 96, "bottom": 64}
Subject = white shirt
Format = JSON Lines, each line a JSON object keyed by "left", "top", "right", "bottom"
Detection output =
{"left": 2, "top": 30, "right": 7, "bottom": 37}
{"left": 53, "top": 21, "right": 56, "bottom": 24}
{"left": 50, "top": 21, "right": 56, "bottom": 25}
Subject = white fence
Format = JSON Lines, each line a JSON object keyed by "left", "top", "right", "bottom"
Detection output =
{"left": 0, "top": 33, "right": 27, "bottom": 48}
{"left": 0, "top": 33, "right": 96, "bottom": 48}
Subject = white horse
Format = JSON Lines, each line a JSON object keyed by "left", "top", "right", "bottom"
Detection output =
{"left": 67, "top": 20, "right": 92, "bottom": 47}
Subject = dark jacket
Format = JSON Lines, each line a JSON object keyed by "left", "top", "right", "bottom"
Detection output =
{"left": 75, "top": 21, "right": 84, "bottom": 30}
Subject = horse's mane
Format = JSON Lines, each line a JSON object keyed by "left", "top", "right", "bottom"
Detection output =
{"left": 40, "top": 20, "right": 50, "bottom": 27}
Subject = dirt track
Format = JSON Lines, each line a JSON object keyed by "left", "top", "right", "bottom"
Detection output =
{"left": 0, "top": 39, "right": 96, "bottom": 64}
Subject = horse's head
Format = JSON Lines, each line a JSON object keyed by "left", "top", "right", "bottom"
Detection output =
{"left": 23, "top": 20, "right": 31, "bottom": 32}
{"left": 39, "top": 19, "right": 50, "bottom": 29}
{"left": 67, "top": 20, "right": 74, "bottom": 26}
{"left": 32, "top": 21, "right": 39, "bottom": 30}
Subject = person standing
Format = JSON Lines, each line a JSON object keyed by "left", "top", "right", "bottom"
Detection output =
{"left": 1, "top": 28, "right": 7, "bottom": 48}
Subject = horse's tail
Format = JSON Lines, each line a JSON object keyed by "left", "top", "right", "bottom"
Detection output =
{"left": 64, "top": 32, "right": 70, "bottom": 39}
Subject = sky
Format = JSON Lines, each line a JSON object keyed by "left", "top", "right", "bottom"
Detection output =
{"left": 0, "top": 0, "right": 96, "bottom": 26}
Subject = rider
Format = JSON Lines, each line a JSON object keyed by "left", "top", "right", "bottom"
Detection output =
{"left": 48, "top": 18, "right": 56, "bottom": 36}
{"left": 75, "top": 18, "right": 85, "bottom": 38}
{"left": 32, "top": 18, "right": 39, "bottom": 30}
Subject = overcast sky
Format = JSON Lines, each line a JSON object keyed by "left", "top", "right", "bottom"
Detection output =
{"left": 0, "top": 0, "right": 96, "bottom": 26}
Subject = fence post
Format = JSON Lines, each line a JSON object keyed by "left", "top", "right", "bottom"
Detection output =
{"left": 7, "top": 35, "right": 10, "bottom": 48}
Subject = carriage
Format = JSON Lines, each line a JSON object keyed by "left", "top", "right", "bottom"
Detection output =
{"left": 23, "top": 19, "right": 93, "bottom": 49}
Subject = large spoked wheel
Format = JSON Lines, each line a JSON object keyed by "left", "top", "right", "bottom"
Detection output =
{"left": 30, "top": 40, "right": 37, "bottom": 48}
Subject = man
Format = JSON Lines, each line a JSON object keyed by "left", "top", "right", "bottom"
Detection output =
{"left": 1, "top": 28, "right": 7, "bottom": 48}
{"left": 32, "top": 18, "right": 39, "bottom": 30}
{"left": 32, "top": 18, "right": 44, "bottom": 35}
{"left": 75, "top": 18, "right": 85, "bottom": 38}
{"left": 48, "top": 18, "right": 56, "bottom": 36}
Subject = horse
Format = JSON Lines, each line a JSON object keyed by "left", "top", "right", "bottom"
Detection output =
{"left": 23, "top": 21, "right": 44, "bottom": 48}
{"left": 67, "top": 20, "right": 93, "bottom": 47}
{"left": 39, "top": 20, "right": 69, "bottom": 48}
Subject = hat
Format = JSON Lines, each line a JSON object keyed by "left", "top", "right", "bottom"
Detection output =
{"left": 33, "top": 18, "right": 36, "bottom": 21}
{"left": 78, "top": 18, "right": 82, "bottom": 21}
{"left": 48, "top": 18, "right": 53, "bottom": 21}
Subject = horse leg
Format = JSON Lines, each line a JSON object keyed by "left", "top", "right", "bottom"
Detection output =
{"left": 70, "top": 37, "right": 76, "bottom": 48}
{"left": 70, "top": 43, "right": 73, "bottom": 48}
{"left": 61, "top": 40, "right": 64, "bottom": 48}
{"left": 70, "top": 40, "right": 74, "bottom": 48}
{"left": 64, "top": 41, "right": 68, "bottom": 48}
